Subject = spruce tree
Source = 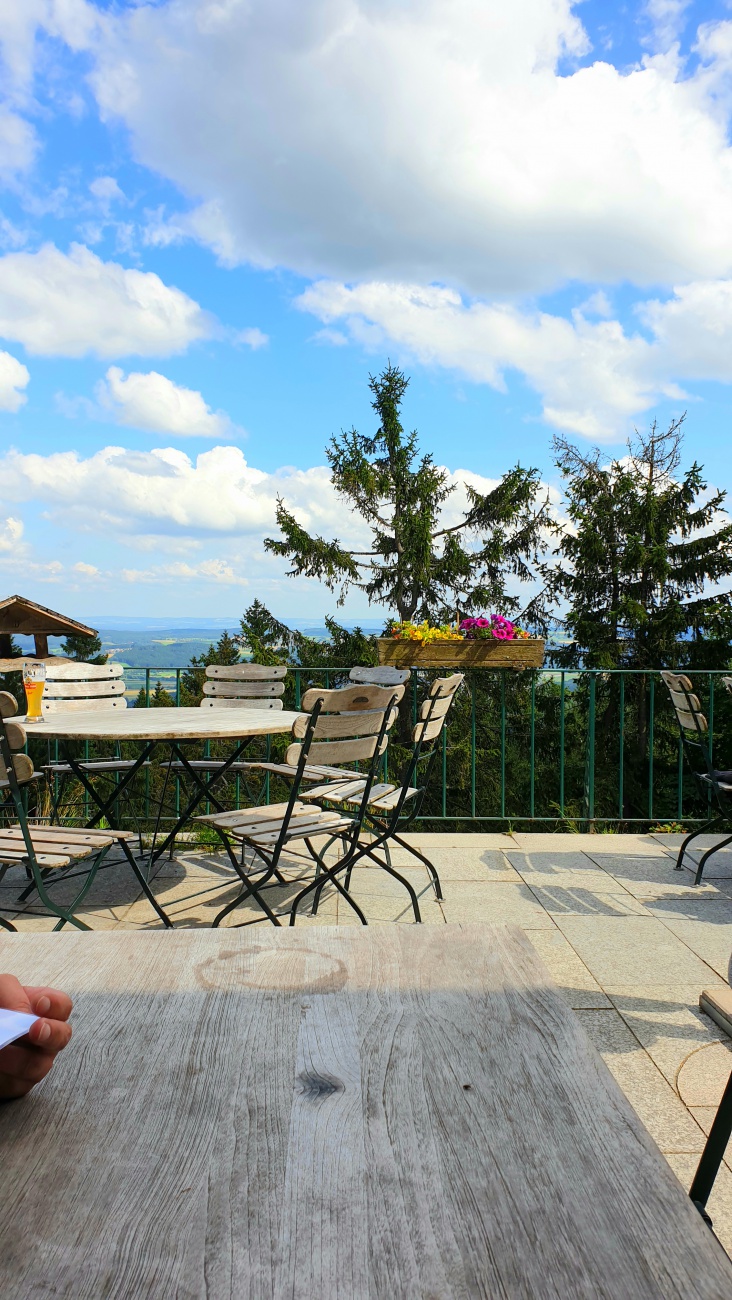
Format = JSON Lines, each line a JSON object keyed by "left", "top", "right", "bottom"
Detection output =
{"left": 265, "top": 364, "right": 549, "bottom": 627}
{"left": 61, "top": 632, "right": 107, "bottom": 664}
{"left": 181, "top": 630, "right": 241, "bottom": 704}
{"left": 548, "top": 416, "right": 732, "bottom": 670}
{"left": 150, "top": 680, "right": 174, "bottom": 707}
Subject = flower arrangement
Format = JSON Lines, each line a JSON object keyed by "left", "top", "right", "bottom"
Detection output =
{"left": 460, "top": 615, "right": 530, "bottom": 641}
{"left": 386, "top": 619, "right": 463, "bottom": 642}
{"left": 385, "top": 616, "right": 530, "bottom": 642}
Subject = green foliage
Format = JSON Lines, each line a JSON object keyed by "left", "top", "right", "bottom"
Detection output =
{"left": 150, "top": 681, "right": 174, "bottom": 707}
{"left": 134, "top": 686, "right": 147, "bottom": 709}
{"left": 265, "top": 364, "right": 549, "bottom": 628}
{"left": 238, "top": 600, "right": 292, "bottom": 666}
{"left": 61, "top": 633, "right": 107, "bottom": 664}
{"left": 547, "top": 416, "right": 732, "bottom": 671}
{"left": 180, "top": 630, "right": 241, "bottom": 704}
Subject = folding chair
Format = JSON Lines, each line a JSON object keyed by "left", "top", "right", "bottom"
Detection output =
{"left": 41, "top": 660, "right": 148, "bottom": 834}
{"left": 0, "top": 690, "right": 137, "bottom": 931}
{"left": 195, "top": 685, "right": 401, "bottom": 927}
{"left": 662, "top": 670, "right": 732, "bottom": 883}
{"left": 302, "top": 674, "right": 464, "bottom": 920}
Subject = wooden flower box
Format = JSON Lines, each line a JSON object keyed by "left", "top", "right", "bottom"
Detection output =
{"left": 376, "top": 638, "right": 545, "bottom": 670}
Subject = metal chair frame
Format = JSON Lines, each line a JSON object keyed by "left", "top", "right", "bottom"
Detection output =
{"left": 661, "top": 671, "right": 732, "bottom": 884}
{"left": 306, "top": 681, "right": 460, "bottom": 925}
{"left": 199, "top": 691, "right": 400, "bottom": 927}
{"left": 0, "top": 699, "right": 115, "bottom": 931}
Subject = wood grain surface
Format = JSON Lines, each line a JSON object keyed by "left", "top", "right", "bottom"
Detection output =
{"left": 1, "top": 925, "right": 730, "bottom": 1300}
{"left": 17, "top": 705, "right": 302, "bottom": 741}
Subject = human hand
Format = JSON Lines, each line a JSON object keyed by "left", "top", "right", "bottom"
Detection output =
{"left": 0, "top": 973, "right": 73, "bottom": 1101}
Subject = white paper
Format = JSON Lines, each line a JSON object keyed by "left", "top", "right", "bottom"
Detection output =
{"left": 0, "top": 1008, "right": 38, "bottom": 1049}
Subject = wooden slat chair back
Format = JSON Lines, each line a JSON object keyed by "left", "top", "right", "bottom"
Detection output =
{"left": 39, "top": 662, "right": 150, "bottom": 827}
{"left": 348, "top": 667, "right": 410, "bottom": 687}
{"left": 163, "top": 667, "right": 290, "bottom": 828}
{"left": 42, "top": 660, "right": 127, "bottom": 714}
{"left": 195, "top": 688, "right": 401, "bottom": 927}
{"left": 200, "top": 664, "right": 287, "bottom": 710}
{"left": 243, "top": 680, "right": 406, "bottom": 789}
{"left": 0, "top": 690, "right": 138, "bottom": 931}
{"left": 661, "top": 670, "right": 732, "bottom": 883}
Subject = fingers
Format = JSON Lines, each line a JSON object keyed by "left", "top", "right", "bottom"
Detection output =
{"left": 0, "top": 973, "right": 33, "bottom": 1016}
{"left": 25, "top": 1016, "right": 72, "bottom": 1052}
{"left": 23, "top": 986, "right": 73, "bottom": 1023}
{"left": 0, "top": 976, "right": 74, "bottom": 1101}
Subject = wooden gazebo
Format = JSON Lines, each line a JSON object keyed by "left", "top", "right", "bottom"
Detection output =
{"left": 0, "top": 595, "right": 97, "bottom": 667}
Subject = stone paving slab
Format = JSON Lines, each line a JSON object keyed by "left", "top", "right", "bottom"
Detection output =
{"left": 439, "top": 880, "right": 556, "bottom": 928}
{"left": 554, "top": 914, "right": 723, "bottom": 987}
{"left": 606, "top": 986, "right": 729, "bottom": 1088}
{"left": 644, "top": 898, "right": 732, "bottom": 980}
{"left": 576, "top": 1008, "right": 707, "bottom": 1152}
{"left": 584, "top": 852, "right": 725, "bottom": 899}
{"left": 521, "top": 928, "right": 611, "bottom": 1008}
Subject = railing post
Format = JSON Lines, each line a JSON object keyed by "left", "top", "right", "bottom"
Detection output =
{"left": 559, "top": 672, "right": 565, "bottom": 818}
{"left": 529, "top": 671, "right": 536, "bottom": 819}
{"left": 584, "top": 671, "right": 596, "bottom": 829}
{"left": 648, "top": 674, "right": 655, "bottom": 823}
{"left": 618, "top": 673, "right": 625, "bottom": 821}
{"left": 470, "top": 677, "right": 476, "bottom": 818}
{"left": 500, "top": 671, "right": 506, "bottom": 820}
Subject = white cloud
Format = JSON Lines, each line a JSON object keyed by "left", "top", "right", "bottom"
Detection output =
{"left": 0, "top": 243, "right": 212, "bottom": 357}
{"left": 121, "top": 558, "right": 248, "bottom": 586}
{"left": 96, "top": 366, "right": 238, "bottom": 439}
{"left": 0, "top": 349, "right": 29, "bottom": 410}
{"left": 645, "top": 1, "right": 693, "bottom": 51}
{"left": 89, "top": 175, "right": 124, "bottom": 212}
{"left": 60, "top": 0, "right": 732, "bottom": 294}
{"left": 0, "top": 443, "right": 351, "bottom": 541}
{"left": 0, "top": 515, "right": 23, "bottom": 552}
{"left": 297, "top": 276, "right": 732, "bottom": 440}
{"left": 72, "top": 560, "right": 100, "bottom": 576}
{"left": 236, "top": 327, "right": 268, "bottom": 351}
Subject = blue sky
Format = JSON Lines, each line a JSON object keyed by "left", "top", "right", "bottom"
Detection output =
{"left": 0, "top": 0, "right": 731, "bottom": 621}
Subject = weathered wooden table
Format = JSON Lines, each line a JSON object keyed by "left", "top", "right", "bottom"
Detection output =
{"left": 31, "top": 704, "right": 303, "bottom": 861}
{"left": 1, "top": 925, "right": 730, "bottom": 1299}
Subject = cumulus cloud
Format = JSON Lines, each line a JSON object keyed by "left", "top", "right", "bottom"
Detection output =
{"left": 121, "top": 558, "right": 248, "bottom": 586}
{"left": 0, "top": 441, "right": 515, "bottom": 556}
{"left": 0, "top": 515, "right": 23, "bottom": 552}
{"left": 0, "top": 348, "right": 29, "bottom": 410}
{"left": 48, "top": 0, "right": 732, "bottom": 295}
{"left": 96, "top": 366, "right": 239, "bottom": 439}
{"left": 0, "top": 243, "right": 212, "bottom": 357}
{"left": 0, "top": 443, "right": 354, "bottom": 541}
{"left": 297, "top": 276, "right": 732, "bottom": 439}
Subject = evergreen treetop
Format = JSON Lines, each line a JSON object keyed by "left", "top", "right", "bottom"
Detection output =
{"left": 547, "top": 416, "right": 732, "bottom": 669}
{"left": 61, "top": 632, "right": 107, "bottom": 664}
{"left": 265, "top": 363, "right": 550, "bottom": 628}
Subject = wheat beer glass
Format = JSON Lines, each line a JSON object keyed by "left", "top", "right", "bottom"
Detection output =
{"left": 23, "top": 661, "right": 46, "bottom": 722}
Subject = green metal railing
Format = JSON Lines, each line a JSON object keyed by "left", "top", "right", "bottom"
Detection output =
{"left": 103, "top": 664, "right": 732, "bottom": 831}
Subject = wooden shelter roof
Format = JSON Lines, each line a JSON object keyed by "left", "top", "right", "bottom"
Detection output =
{"left": 0, "top": 595, "right": 96, "bottom": 639}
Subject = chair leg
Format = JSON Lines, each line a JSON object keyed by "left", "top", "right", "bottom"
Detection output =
{"left": 118, "top": 839, "right": 173, "bottom": 929}
{"left": 675, "top": 817, "right": 723, "bottom": 871}
{"left": 695, "top": 829, "right": 732, "bottom": 886}
{"left": 385, "top": 830, "right": 443, "bottom": 901}
{"left": 289, "top": 847, "right": 369, "bottom": 927}
{"left": 0, "top": 914, "right": 16, "bottom": 932}
{"left": 356, "top": 843, "right": 422, "bottom": 922}
{"left": 211, "top": 833, "right": 283, "bottom": 928}
{"left": 689, "top": 1067, "right": 732, "bottom": 1222}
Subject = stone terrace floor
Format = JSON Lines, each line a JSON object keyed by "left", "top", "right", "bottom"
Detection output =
{"left": 4, "top": 830, "right": 732, "bottom": 1254}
